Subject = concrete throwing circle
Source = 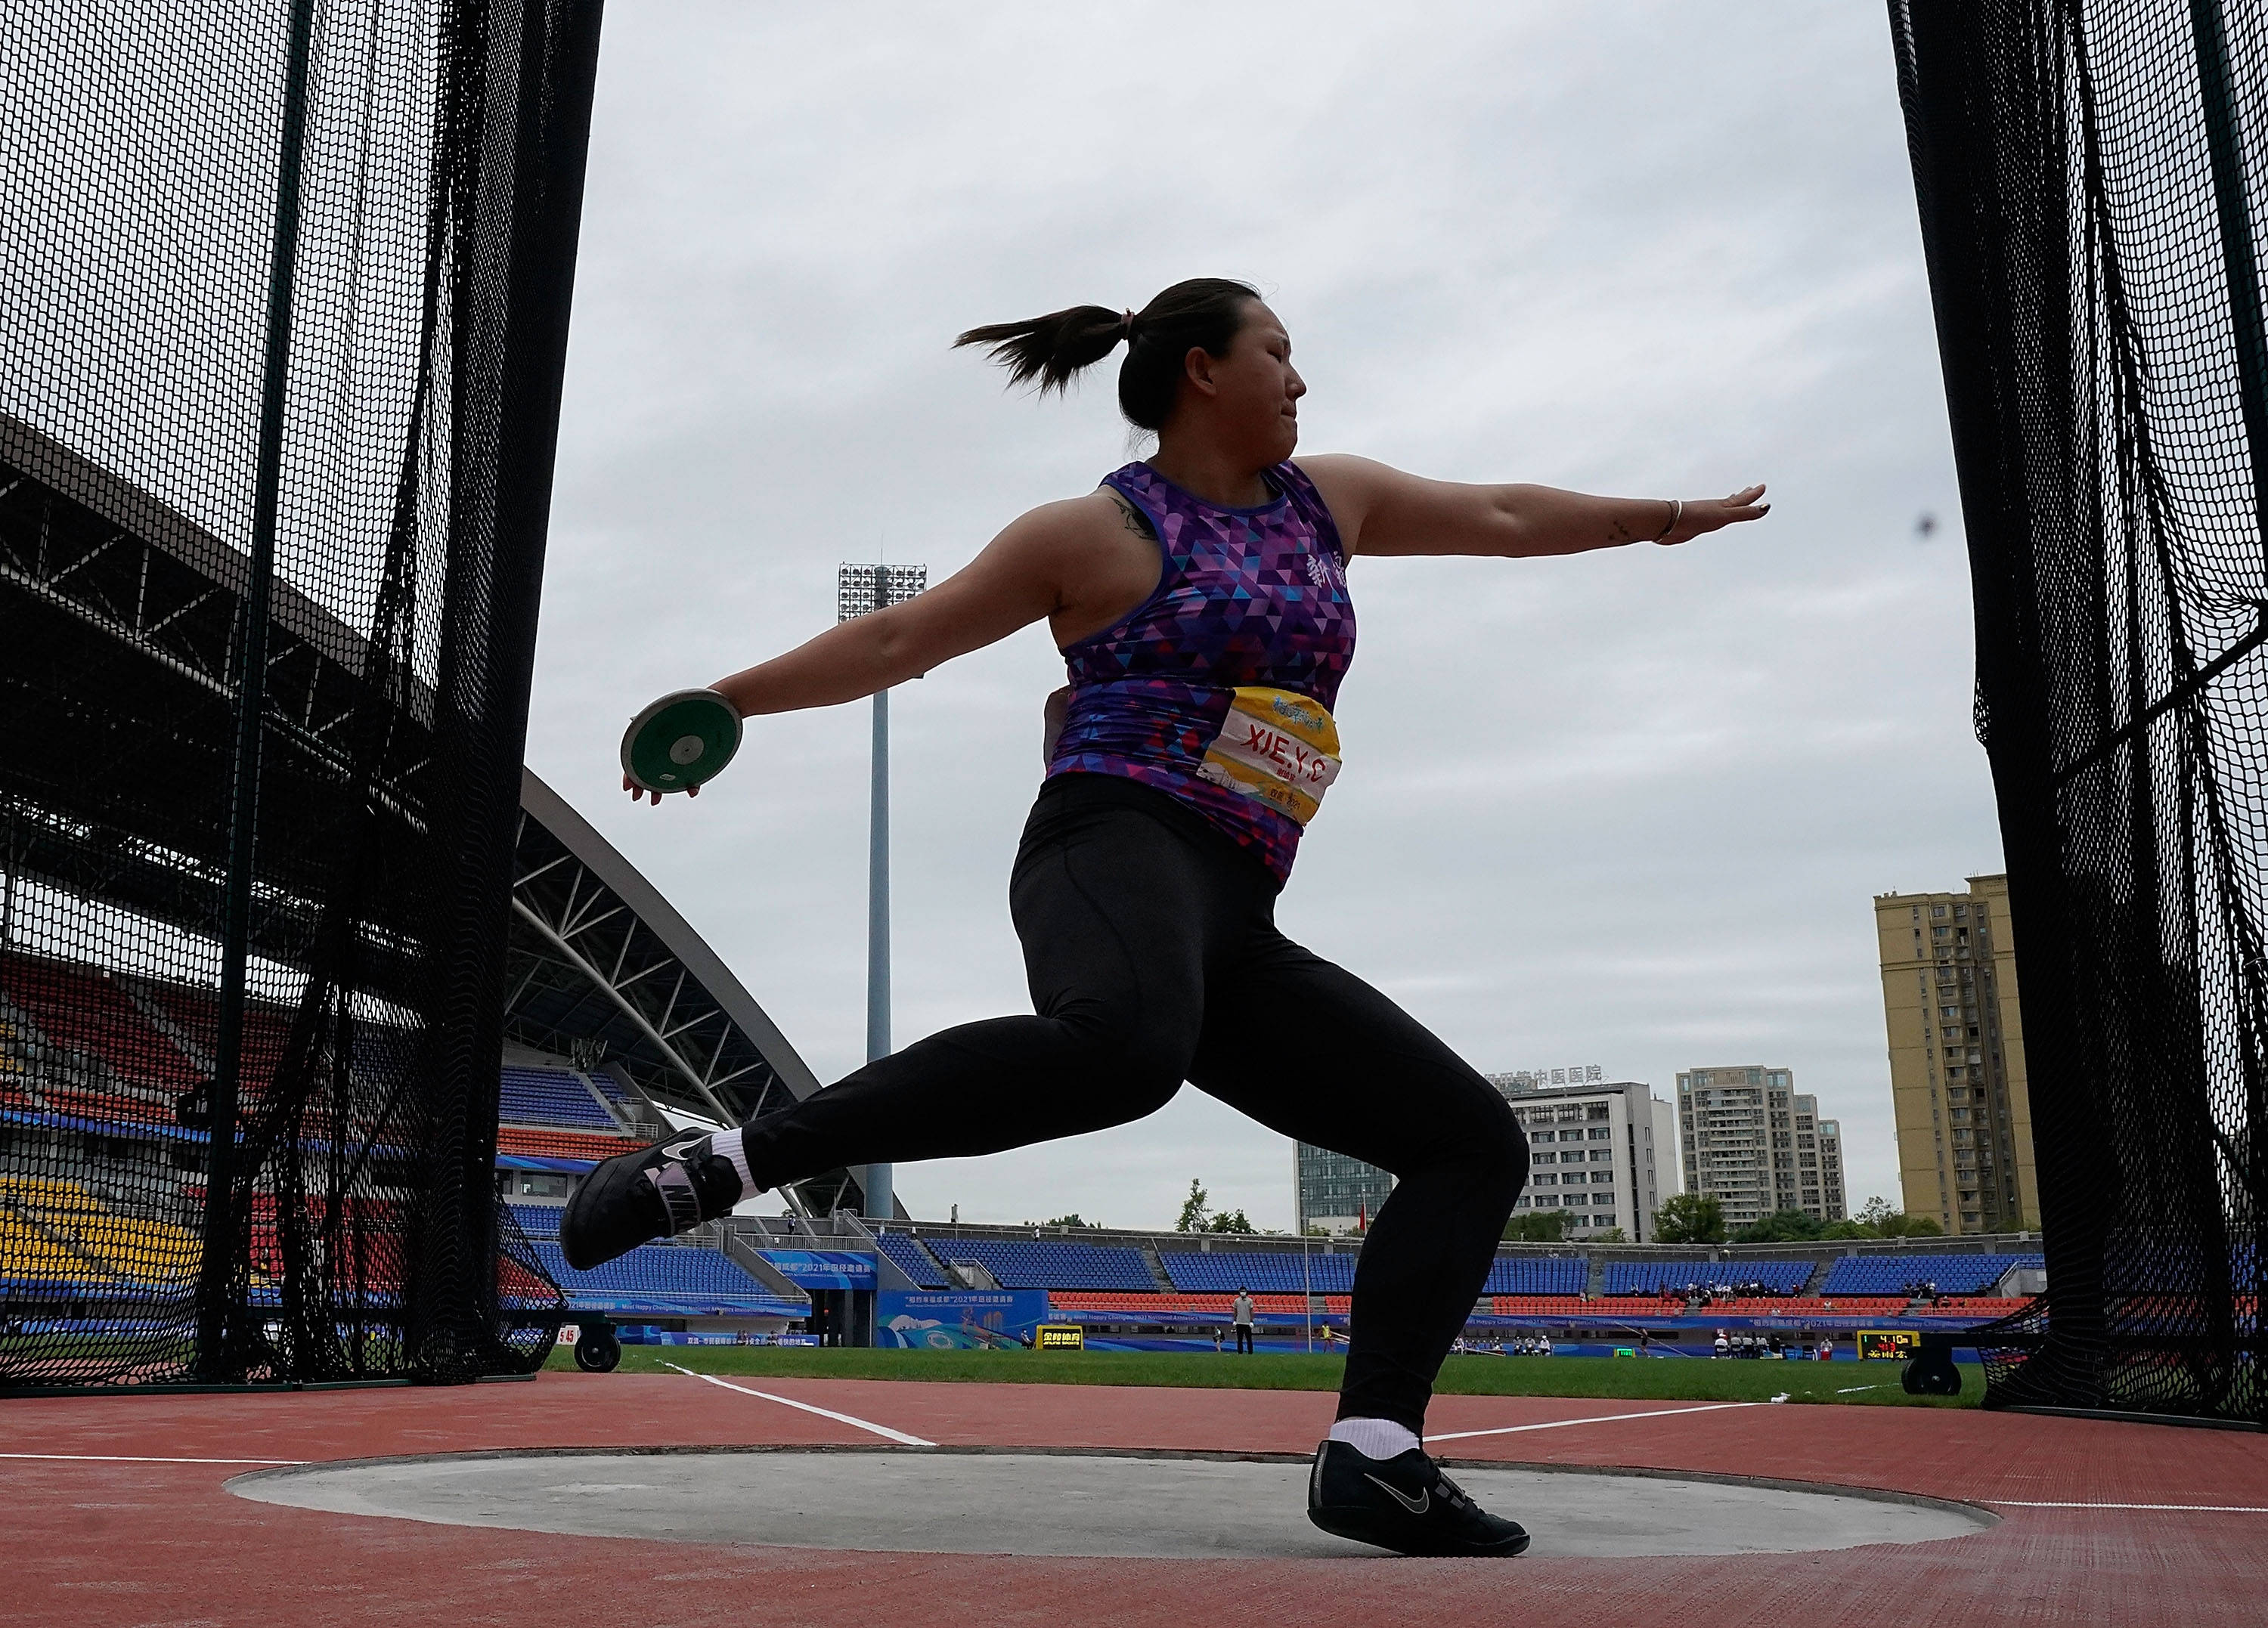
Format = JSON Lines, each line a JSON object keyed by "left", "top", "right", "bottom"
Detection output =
{"left": 231, "top": 1448, "right": 1995, "bottom": 1559}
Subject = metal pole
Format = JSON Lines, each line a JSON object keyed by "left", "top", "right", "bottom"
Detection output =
{"left": 1303, "top": 1230, "right": 1313, "bottom": 1354}
{"left": 2189, "top": 0, "right": 2268, "bottom": 554}
{"left": 863, "top": 686, "right": 893, "bottom": 1219}
{"left": 196, "top": 0, "right": 316, "bottom": 1380}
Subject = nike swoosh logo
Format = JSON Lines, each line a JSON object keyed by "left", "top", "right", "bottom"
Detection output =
{"left": 660, "top": 1137, "right": 704, "bottom": 1160}
{"left": 1363, "top": 1472, "right": 1430, "bottom": 1515}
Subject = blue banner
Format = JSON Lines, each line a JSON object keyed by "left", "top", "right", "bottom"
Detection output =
{"left": 758, "top": 1249, "right": 876, "bottom": 1290}
{"left": 876, "top": 1289, "right": 1049, "bottom": 1349}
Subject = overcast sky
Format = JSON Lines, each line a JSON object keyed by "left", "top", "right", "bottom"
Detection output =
{"left": 525, "top": 2, "right": 2000, "bottom": 1232}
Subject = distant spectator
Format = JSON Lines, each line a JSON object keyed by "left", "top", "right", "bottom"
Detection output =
{"left": 1232, "top": 1287, "right": 1255, "bottom": 1354}
{"left": 1714, "top": 1330, "right": 1730, "bottom": 1359}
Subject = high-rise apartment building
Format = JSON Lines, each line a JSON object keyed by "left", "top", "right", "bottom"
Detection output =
{"left": 1674, "top": 1065, "right": 1847, "bottom": 1227}
{"left": 1874, "top": 874, "right": 2038, "bottom": 1235}
{"left": 1489, "top": 1075, "right": 1679, "bottom": 1240}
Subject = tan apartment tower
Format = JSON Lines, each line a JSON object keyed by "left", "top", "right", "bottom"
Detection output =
{"left": 1873, "top": 874, "right": 2039, "bottom": 1235}
{"left": 1672, "top": 1066, "right": 1846, "bottom": 1228}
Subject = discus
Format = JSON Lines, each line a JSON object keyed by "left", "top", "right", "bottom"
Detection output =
{"left": 621, "top": 689, "right": 742, "bottom": 794}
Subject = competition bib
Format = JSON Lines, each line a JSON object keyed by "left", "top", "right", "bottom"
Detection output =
{"left": 1197, "top": 686, "right": 1341, "bottom": 824}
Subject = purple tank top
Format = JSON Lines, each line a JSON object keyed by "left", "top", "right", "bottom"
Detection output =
{"left": 1047, "top": 460, "right": 1356, "bottom": 884}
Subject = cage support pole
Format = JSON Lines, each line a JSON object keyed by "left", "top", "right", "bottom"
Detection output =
{"left": 2190, "top": 0, "right": 2268, "bottom": 555}
{"left": 194, "top": 0, "right": 317, "bottom": 1380}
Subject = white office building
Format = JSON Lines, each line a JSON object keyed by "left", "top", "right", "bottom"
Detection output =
{"left": 1486, "top": 1072, "right": 1680, "bottom": 1240}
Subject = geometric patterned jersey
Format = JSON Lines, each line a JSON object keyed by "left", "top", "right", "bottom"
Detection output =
{"left": 1047, "top": 459, "right": 1356, "bottom": 884}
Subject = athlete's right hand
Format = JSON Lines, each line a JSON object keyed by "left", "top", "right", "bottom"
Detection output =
{"left": 623, "top": 772, "right": 699, "bottom": 806}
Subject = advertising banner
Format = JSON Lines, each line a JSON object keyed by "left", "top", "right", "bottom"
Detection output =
{"left": 758, "top": 1249, "right": 876, "bottom": 1290}
{"left": 876, "top": 1289, "right": 1049, "bottom": 1349}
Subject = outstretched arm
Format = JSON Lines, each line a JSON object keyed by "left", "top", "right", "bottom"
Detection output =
{"left": 624, "top": 500, "right": 1086, "bottom": 803}
{"left": 706, "top": 536, "right": 1049, "bottom": 719}
{"left": 1296, "top": 453, "right": 1768, "bottom": 559}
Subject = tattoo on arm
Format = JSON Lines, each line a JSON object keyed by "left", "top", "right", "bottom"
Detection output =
{"left": 1608, "top": 517, "right": 1635, "bottom": 543}
{"left": 1106, "top": 488, "right": 1156, "bottom": 540}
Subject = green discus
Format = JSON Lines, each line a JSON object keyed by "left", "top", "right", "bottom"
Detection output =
{"left": 621, "top": 689, "right": 742, "bottom": 794}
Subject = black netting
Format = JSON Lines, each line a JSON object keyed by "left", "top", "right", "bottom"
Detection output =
{"left": 1893, "top": 0, "right": 2266, "bottom": 1424}
{"left": 0, "top": 0, "right": 600, "bottom": 1386}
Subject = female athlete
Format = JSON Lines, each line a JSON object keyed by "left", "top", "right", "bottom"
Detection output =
{"left": 563, "top": 277, "right": 1768, "bottom": 1555}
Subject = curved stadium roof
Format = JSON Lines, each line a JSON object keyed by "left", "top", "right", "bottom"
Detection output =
{"left": 0, "top": 410, "right": 868, "bottom": 1215}
{"left": 510, "top": 769, "right": 871, "bottom": 1214}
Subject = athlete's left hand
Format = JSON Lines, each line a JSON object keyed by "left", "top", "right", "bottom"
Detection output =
{"left": 622, "top": 773, "right": 699, "bottom": 806}
{"left": 1656, "top": 484, "right": 1769, "bottom": 545}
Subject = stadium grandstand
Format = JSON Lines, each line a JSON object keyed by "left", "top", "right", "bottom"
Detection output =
{"left": 1602, "top": 1259, "right": 1815, "bottom": 1296}
{"left": 0, "top": 404, "right": 870, "bottom": 1382}
{"left": 856, "top": 1219, "right": 2049, "bottom": 1351}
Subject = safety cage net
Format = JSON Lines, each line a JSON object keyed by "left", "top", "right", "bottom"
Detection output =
{"left": 1893, "top": 0, "right": 2266, "bottom": 1424}
{"left": 0, "top": 0, "right": 603, "bottom": 1385}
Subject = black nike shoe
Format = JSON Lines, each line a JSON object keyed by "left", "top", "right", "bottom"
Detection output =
{"left": 559, "top": 1131, "right": 748, "bottom": 1271}
{"left": 1306, "top": 1439, "right": 1532, "bottom": 1557}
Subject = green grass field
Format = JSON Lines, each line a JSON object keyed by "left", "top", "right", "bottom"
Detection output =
{"left": 547, "top": 1344, "right": 1977, "bottom": 1407}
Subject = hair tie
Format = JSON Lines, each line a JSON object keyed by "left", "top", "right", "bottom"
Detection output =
{"left": 1120, "top": 308, "right": 1138, "bottom": 339}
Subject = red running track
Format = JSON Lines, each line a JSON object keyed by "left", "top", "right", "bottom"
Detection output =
{"left": 2, "top": 1373, "right": 2263, "bottom": 1627}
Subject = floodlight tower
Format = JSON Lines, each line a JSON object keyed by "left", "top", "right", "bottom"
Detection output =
{"left": 835, "top": 562, "right": 926, "bottom": 1221}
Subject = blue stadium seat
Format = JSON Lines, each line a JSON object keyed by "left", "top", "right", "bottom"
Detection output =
{"left": 586, "top": 1071, "right": 636, "bottom": 1107}
{"left": 1601, "top": 1258, "right": 1811, "bottom": 1295}
{"left": 1159, "top": 1251, "right": 1356, "bottom": 1293}
{"left": 875, "top": 1232, "right": 949, "bottom": 1288}
{"left": 931, "top": 1237, "right": 1156, "bottom": 1292}
{"left": 1482, "top": 1257, "right": 1587, "bottom": 1295}
{"left": 1819, "top": 1253, "right": 2023, "bottom": 1296}
{"left": 498, "top": 1066, "right": 618, "bottom": 1132}
{"left": 510, "top": 1202, "right": 562, "bottom": 1237}
{"left": 530, "top": 1236, "right": 798, "bottom": 1314}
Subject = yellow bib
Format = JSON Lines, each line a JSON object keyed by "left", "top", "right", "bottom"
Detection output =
{"left": 1196, "top": 687, "right": 1342, "bottom": 824}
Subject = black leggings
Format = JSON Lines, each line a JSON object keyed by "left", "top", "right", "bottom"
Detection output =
{"left": 741, "top": 772, "right": 1528, "bottom": 1433}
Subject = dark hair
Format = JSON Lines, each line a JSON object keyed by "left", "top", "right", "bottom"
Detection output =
{"left": 955, "top": 277, "right": 1262, "bottom": 430}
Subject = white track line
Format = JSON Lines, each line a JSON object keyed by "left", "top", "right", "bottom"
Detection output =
{"left": 0, "top": 1452, "right": 308, "bottom": 1466}
{"left": 662, "top": 1361, "right": 935, "bottom": 1447}
{"left": 1990, "top": 1500, "right": 2268, "bottom": 1513}
{"left": 1426, "top": 1401, "right": 1757, "bottom": 1444}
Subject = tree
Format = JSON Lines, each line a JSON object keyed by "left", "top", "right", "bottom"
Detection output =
{"left": 1040, "top": 1214, "right": 1098, "bottom": 1230}
{"left": 1652, "top": 1192, "right": 1724, "bottom": 1244}
{"left": 1503, "top": 1210, "right": 1571, "bottom": 1242}
{"left": 1174, "top": 1178, "right": 1210, "bottom": 1233}
{"left": 1653, "top": 1193, "right": 1713, "bottom": 1243}
{"left": 1588, "top": 1226, "right": 1628, "bottom": 1243}
{"left": 1730, "top": 1209, "right": 1825, "bottom": 1245}
{"left": 1207, "top": 1209, "right": 1255, "bottom": 1234}
{"left": 1817, "top": 1198, "right": 1945, "bottom": 1240}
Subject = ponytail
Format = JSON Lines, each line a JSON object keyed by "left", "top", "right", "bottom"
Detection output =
{"left": 955, "top": 277, "right": 1260, "bottom": 431}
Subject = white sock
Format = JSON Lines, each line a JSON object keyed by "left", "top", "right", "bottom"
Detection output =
{"left": 709, "top": 1126, "right": 754, "bottom": 1198}
{"left": 1328, "top": 1417, "right": 1421, "bottom": 1460}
